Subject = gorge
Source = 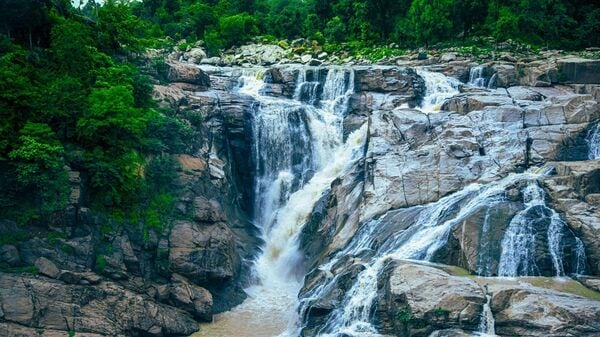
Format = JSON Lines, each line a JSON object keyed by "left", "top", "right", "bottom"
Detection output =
{"left": 1, "top": 52, "right": 600, "bottom": 337}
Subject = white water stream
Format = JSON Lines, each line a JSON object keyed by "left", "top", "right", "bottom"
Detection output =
{"left": 588, "top": 123, "right": 600, "bottom": 159}
{"left": 195, "top": 67, "right": 366, "bottom": 337}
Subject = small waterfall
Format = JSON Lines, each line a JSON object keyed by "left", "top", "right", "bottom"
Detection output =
{"left": 496, "top": 179, "right": 586, "bottom": 277}
{"left": 417, "top": 69, "right": 461, "bottom": 112}
{"left": 574, "top": 237, "right": 587, "bottom": 275}
{"left": 587, "top": 123, "right": 600, "bottom": 159}
{"left": 486, "top": 73, "right": 498, "bottom": 89}
{"left": 468, "top": 65, "right": 487, "bottom": 87}
{"left": 294, "top": 68, "right": 322, "bottom": 104}
{"left": 477, "top": 292, "right": 497, "bottom": 337}
{"left": 476, "top": 208, "right": 496, "bottom": 276}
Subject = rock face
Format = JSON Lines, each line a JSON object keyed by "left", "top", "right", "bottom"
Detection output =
{"left": 168, "top": 220, "right": 238, "bottom": 284}
{"left": 295, "top": 61, "right": 600, "bottom": 336}
{"left": 489, "top": 280, "right": 600, "bottom": 337}
{"left": 375, "top": 262, "right": 486, "bottom": 336}
{"left": 0, "top": 273, "right": 198, "bottom": 336}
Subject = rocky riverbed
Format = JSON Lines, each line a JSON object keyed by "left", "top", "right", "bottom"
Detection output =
{"left": 1, "top": 45, "right": 599, "bottom": 337}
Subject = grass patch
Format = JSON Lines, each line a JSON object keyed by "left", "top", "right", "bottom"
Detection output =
{"left": 524, "top": 278, "right": 600, "bottom": 301}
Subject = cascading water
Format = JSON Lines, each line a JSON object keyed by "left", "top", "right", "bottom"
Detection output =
{"left": 305, "top": 172, "right": 539, "bottom": 337}
{"left": 587, "top": 123, "right": 600, "bottom": 159}
{"left": 497, "top": 179, "right": 586, "bottom": 277}
{"left": 476, "top": 293, "right": 497, "bottom": 337}
{"left": 468, "top": 65, "right": 487, "bottom": 87}
{"left": 417, "top": 69, "right": 461, "bottom": 112}
{"left": 300, "top": 168, "right": 587, "bottom": 337}
{"left": 195, "top": 67, "right": 366, "bottom": 337}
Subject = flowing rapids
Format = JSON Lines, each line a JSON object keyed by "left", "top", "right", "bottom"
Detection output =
{"left": 195, "top": 67, "right": 366, "bottom": 337}
{"left": 417, "top": 69, "right": 461, "bottom": 112}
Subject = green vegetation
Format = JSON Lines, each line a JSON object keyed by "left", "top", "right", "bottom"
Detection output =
{"left": 0, "top": 263, "right": 39, "bottom": 275}
{"left": 0, "top": 0, "right": 597, "bottom": 229}
{"left": 0, "top": 1, "right": 185, "bottom": 232}
{"left": 128, "top": 0, "right": 598, "bottom": 52}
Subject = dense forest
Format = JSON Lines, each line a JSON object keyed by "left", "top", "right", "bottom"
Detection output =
{"left": 0, "top": 0, "right": 598, "bottom": 225}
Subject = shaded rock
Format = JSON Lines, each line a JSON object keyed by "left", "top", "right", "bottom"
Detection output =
{"left": 168, "top": 220, "right": 238, "bottom": 284}
{"left": 193, "top": 196, "right": 226, "bottom": 222}
{"left": 557, "top": 58, "right": 600, "bottom": 84}
{"left": 0, "top": 245, "right": 21, "bottom": 267}
{"left": 169, "top": 275, "right": 213, "bottom": 321}
{"left": 0, "top": 273, "right": 198, "bottom": 336}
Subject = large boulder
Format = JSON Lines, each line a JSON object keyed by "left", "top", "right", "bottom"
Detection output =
{"left": 490, "top": 281, "right": 600, "bottom": 337}
{"left": 169, "top": 274, "right": 213, "bottom": 321}
{"left": 168, "top": 220, "right": 239, "bottom": 284}
{"left": 34, "top": 257, "right": 60, "bottom": 279}
{"left": 167, "top": 62, "right": 210, "bottom": 87}
{"left": 557, "top": 58, "right": 600, "bottom": 84}
{"left": 375, "top": 261, "right": 486, "bottom": 336}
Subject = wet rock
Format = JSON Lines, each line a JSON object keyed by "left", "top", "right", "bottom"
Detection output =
{"left": 544, "top": 161, "right": 600, "bottom": 275}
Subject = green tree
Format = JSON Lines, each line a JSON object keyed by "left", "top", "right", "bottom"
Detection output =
{"left": 405, "top": 0, "right": 454, "bottom": 47}
{"left": 8, "top": 122, "right": 68, "bottom": 215}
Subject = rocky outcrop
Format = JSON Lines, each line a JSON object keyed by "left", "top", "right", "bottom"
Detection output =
{"left": 0, "top": 273, "right": 198, "bottom": 336}
{"left": 488, "top": 280, "right": 600, "bottom": 337}
{"left": 374, "top": 261, "right": 486, "bottom": 336}
{"left": 168, "top": 220, "right": 238, "bottom": 284}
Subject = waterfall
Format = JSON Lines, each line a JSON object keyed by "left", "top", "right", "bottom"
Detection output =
{"left": 468, "top": 65, "right": 487, "bottom": 87}
{"left": 417, "top": 69, "right": 461, "bottom": 112}
{"left": 487, "top": 73, "right": 498, "bottom": 89}
{"left": 196, "top": 67, "right": 364, "bottom": 337}
{"left": 587, "top": 123, "right": 600, "bottom": 159}
{"left": 476, "top": 293, "right": 497, "bottom": 337}
{"left": 307, "top": 172, "right": 544, "bottom": 337}
{"left": 497, "top": 180, "right": 577, "bottom": 277}
{"left": 476, "top": 208, "right": 496, "bottom": 276}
